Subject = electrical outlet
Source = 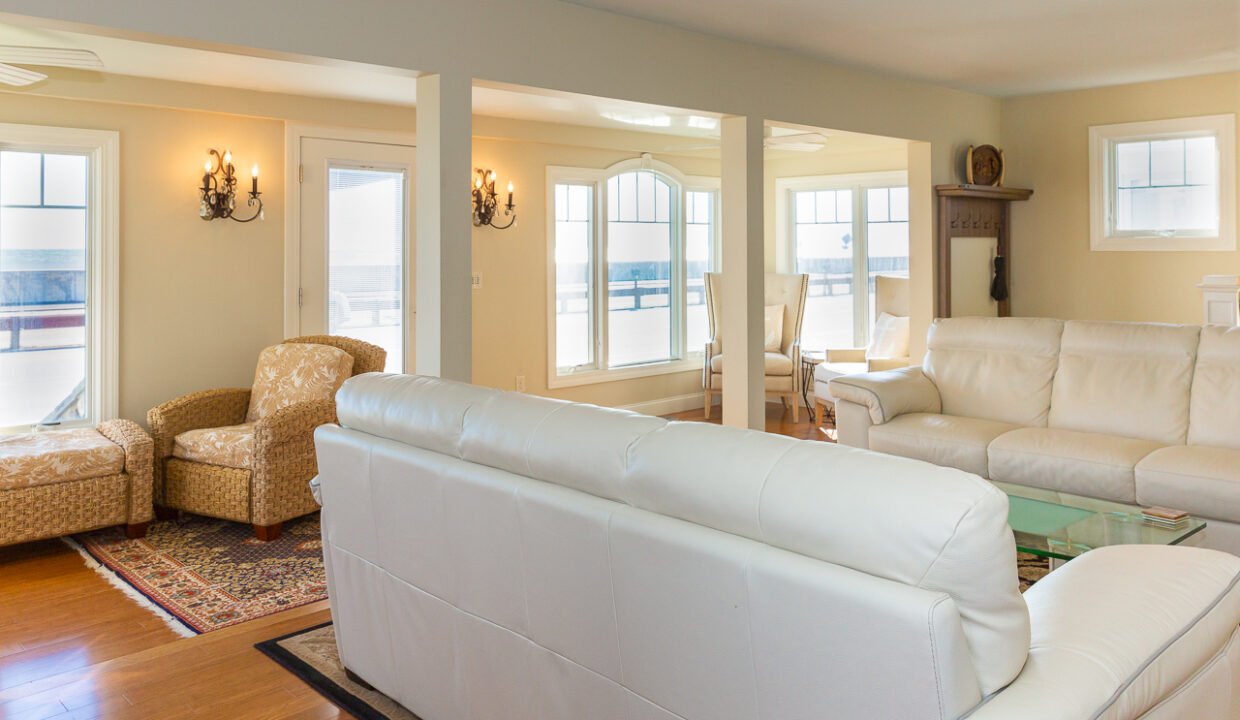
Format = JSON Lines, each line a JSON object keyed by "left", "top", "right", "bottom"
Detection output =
{"left": 515, "top": 375, "right": 527, "bottom": 392}
{"left": 472, "top": 273, "right": 482, "bottom": 290}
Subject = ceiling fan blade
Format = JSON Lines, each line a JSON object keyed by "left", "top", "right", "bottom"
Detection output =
{"left": 0, "top": 46, "right": 103, "bottom": 69}
{"left": 0, "top": 62, "right": 46, "bottom": 87}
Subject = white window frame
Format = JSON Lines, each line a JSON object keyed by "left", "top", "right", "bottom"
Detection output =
{"left": 1089, "top": 114, "right": 1235, "bottom": 252}
{"left": 546, "top": 159, "right": 720, "bottom": 389}
{"left": 0, "top": 123, "right": 119, "bottom": 433}
{"left": 776, "top": 170, "right": 908, "bottom": 348}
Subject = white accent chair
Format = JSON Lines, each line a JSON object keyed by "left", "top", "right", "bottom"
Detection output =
{"left": 315, "top": 373, "right": 1240, "bottom": 720}
{"left": 813, "top": 274, "right": 911, "bottom": 425}
{"left": 703, "top": 272, "right": 808, "bottom": 421}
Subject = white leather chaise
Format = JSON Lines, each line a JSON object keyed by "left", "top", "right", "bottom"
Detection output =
{"left": 314, "top": 373, "right": 1240, "bottom": 720}
{"left": 831, "top": 318, "right": 1240, "bottom": 555}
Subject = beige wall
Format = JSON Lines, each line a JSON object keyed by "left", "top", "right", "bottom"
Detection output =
{"left": 1001, "top": 72, "right": 1240, "bottom": 323}
{"left": 0, "top": 78, "right": 416, "bottom": 422}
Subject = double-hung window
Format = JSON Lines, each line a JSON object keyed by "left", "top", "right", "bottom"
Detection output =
{"left": 777, "top": 171, "right": 909, "bottom": 352}
{"left": 0, "top": 124, "right": 118, "bottom": 433}
{"left": 1090, "top": 114, "right": 1235, "bottom": 251}
{"left": 548, "top": 160, "right": 719, "bottom": 387}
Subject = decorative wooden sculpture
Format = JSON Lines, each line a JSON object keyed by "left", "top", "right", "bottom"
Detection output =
{"left": 965, "top": 144, "right": 1005, "bottom": 186}
{"left": 935, "top": 184, "right": 1032, "bottom": 317}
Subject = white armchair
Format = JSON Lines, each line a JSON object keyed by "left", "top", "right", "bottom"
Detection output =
{"left": 703, "top": 272, "right": 808, "bottom": 421}
{"left": 813, "top": 274, "right": 911, "bottom": 425}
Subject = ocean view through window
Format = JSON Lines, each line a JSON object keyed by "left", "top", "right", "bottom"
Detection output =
{"left": 0, "top": 125, "right": 117, "bottom": 434}
{"left": 548, "top": 160, "right": 718, "bottom": 388}
{"left": 0, "top": 150, "right": 89, "bottom": 429}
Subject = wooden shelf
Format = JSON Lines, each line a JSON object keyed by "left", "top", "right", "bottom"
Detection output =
{"left": 935, "top": 184, "right": 1033, "bottom": 201}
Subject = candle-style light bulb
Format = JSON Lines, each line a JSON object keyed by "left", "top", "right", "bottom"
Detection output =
{"left": 223, "top": 150, "right": 232, "bottom": 166}
{"left": 204, "top": 160, "right": 212, "bottom": 174}
{"left": 507, "top": 181, "right": 513, "bottom": 193}
{"left": 506, "top": 181, "right": 514, "bottom": 207}
{"left": 251, "top": 164, "right": 259, "bottom": 195}
{"left": 475, "top": 177, "right": 482, "bottom": 189}
{"left": 488, "top": 170, "right": 495, "bottom": 182}
{"left": 251, "top": 164, "right": 259, "bottom": 178}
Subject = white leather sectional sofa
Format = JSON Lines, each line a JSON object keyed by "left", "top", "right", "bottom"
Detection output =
{"left": 314, "top": 373, "right": 1240, "bottom": 719}
{"left": 830, "top": 318, "right": 1240, "bottom": 554}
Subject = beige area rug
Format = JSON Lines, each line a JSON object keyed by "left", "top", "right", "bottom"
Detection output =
{"left": 258, "top": 558, "right": 1053, "bottom": 718}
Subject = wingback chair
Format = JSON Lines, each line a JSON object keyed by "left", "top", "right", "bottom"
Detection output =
{"left": 813, "top": 274, "right": 911, "bottom": 425}
{"left": 147, "top": 335, "right": 385, "bottom": 540}
{"left": 703, "top": 272, "right": 809, "bottom": 421}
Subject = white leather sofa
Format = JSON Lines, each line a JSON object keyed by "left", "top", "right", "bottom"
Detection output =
{"left": 829, "top": 318, "right": 1240, "bottom": 554}
{"left": 314, "top": 373, "right": 1240, "bottom": 720}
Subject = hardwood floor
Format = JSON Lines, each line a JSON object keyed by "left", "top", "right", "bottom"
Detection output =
{"left": 0, "top": 539, "right": 339, "bottom": 719}
{"left": 664, "top": 400, "right": 836, "bottom": 442}
{"left": 0, "top": 401, "right": 825, "bottom": 719}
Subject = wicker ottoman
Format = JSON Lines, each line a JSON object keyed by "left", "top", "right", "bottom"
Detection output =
{"left": 0, "top": 419, "right": 153, "bottom": 548}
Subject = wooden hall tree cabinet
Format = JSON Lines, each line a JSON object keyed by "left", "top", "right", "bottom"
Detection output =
{"left": 935, "top": 184, "right": 1032, "bottom": 318}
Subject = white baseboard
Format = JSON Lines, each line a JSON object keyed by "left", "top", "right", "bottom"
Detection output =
{"left": 620, "top": 393, "right": 706, "bottom": 417}
{"left": 620, "top": 392, "right": 806, "bottom": 418}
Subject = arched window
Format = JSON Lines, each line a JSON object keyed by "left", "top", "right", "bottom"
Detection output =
{"left": 548, "top": 159, "right": 718, "bottom": 386}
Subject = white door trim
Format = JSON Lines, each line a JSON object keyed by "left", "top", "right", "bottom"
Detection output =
{"left": 283, "top": 124, "right": 416, "bottom": 338}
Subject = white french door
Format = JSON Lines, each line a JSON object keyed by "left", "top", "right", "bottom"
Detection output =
{"left": 297, "top": 137, "right": 415, "bottom": 373}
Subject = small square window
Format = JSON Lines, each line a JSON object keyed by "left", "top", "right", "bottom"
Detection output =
{"left": 1090, "top": 114, "right": 1235, "bottom": 251}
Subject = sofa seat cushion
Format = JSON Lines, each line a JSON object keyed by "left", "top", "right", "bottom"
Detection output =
{"left": 173, "top": 424, "right": 255, "bottom": 470}
{"left": 1136, "top": 445, "right": 1240, "bottom": 523}
{"left": 812, "top": 361, "right": 868, "bottom": 403}
{"left": 709, "top": 352, "right": 794, "bottom": 376}
{"left": 988, "top": 428, "right": 1164, "bottom": 503}
{"left": 0, "top": 428, "right": 125, "bottom": 490}
{"left": 869, "top": 413, "right": 1016, "bottom": 478}
{"left": 246, "top": 342, "right": 355, "bottom": 422}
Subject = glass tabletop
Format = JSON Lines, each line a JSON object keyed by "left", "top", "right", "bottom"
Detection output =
{"left": 995, "top": 482, "right": 1207, "bottom": 561}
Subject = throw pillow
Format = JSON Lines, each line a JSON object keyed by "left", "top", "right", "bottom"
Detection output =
{"left": 867, "top": 313, "right": 910, "bottom": 360}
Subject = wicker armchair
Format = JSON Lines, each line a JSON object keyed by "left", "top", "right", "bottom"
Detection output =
{"left": 147, "top": 335, "right": 385, "bottom": 540}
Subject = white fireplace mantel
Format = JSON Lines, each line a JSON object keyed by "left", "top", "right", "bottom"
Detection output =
{"left": 1199, "top": 275, "right": 1240, "bottom": 326}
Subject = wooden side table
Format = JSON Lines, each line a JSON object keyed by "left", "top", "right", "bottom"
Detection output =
{"left": 800, "top": 351, "right": 825, "bottom": 422}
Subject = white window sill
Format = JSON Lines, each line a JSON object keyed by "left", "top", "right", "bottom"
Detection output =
{"left": 1092, "top": 233, "right": 1235, "bottom": 252}
{"left": 549, "top": 356, "right": 700, "bottom": 389}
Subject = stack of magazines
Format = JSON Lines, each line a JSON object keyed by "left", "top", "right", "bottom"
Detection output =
{"left": 1142, "top": 506, "right": 1191, "bottom": 529}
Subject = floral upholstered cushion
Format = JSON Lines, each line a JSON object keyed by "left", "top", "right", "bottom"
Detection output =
{"left": 173, "top": 424, "right": 255, "bottom": 469}
{"left": 0, "top": 428, "right": 125, "bottom": 490}
{"left": 245, "top": 343, "right": 354, "bottom": 423}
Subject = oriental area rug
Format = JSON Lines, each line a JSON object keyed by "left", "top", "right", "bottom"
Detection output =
{"left": 66, "top": 512, "right": 327, "bottom": 635}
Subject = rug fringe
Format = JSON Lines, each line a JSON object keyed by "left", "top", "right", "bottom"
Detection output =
{"left": 61, "top": 536, "right": 199, "bottom": 638}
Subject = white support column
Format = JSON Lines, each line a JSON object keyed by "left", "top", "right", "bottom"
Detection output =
{"left": 415, "top": 73, "right": 473, "bottom": 380}
{"left": 720, "top": 115, "right": 765, "bottom": 430}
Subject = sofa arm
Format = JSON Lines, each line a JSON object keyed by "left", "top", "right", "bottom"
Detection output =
{"left": 96, "top": 418, "right": 154, "bottom": 524}
{"left": 826, "top": 347, "right": 866, "bottom": 363}
{"left": 970, "top": 545, "right": 1240, "bottom": 720}
{"left": 826, "top": 366, "right": 940, "bottom": 425}
{"left": 866, "top": 356, "right": 910, "bottom": 372}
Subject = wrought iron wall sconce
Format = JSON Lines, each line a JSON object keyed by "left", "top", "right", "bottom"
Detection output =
{"left": 472, "top": 168, "right": 516, "bottom": 229}
{"left": 199, "top": 149, "right": 263, "bottom": 223}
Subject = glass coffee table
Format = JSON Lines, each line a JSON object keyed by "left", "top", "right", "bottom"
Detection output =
{"left": 996, "top": 482, "right": 1206, "bottom": 562}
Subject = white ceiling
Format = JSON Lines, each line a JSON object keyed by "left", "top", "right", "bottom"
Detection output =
{"left": 565, "top": 0, "right": 1240, "bottom": 96}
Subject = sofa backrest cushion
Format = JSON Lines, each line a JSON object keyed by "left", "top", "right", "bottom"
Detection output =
{"left": 246, "top": 343, "right": 354, "bottom": 422}
{"left": 333, "top": 373, "right": 1031, "bottom": 698}
{"left": 1188, "top": 325, "right": 1240, "bottom": 449}
{"left": 923, "top": 317, "right": 1065, "bottom": 427}
{"left": 1049, "top": 321, "right": 1199, "bottom": 444}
